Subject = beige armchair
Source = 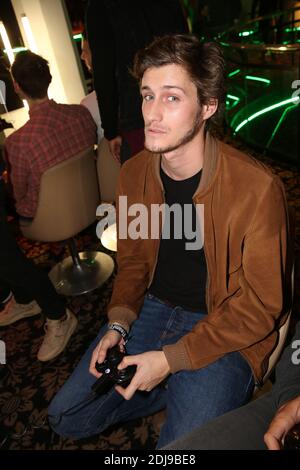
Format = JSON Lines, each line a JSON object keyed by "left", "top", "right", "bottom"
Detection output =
{"left": 21, "top": 147, "right": 114, "bottom": 296}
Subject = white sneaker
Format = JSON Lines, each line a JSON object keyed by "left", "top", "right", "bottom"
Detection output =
{"left": 0, "top": 297, "right": 41, "bottom": 326}
{"left": 37, "top": 309, "right": 78, "bottom": 361}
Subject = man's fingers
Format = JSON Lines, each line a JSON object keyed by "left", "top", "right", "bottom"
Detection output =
{"left": 264, "top": 432, "right": 281, "bottom": 450}
{"left": 108, "top": 137, "right": 122, "bottom": 163}
{"left": 115, "top": 381, "right": 136, "bottom": 400}
{"left": 89, "top": 342, "right": 109, "bottom": 376}
{"left": 89, "top": 347, "right": 102, "bottom": 376}
{"left": 112, "top": 150, "right": 121, "bottom": 163}
{"left": 118, "top": 355, "right": 138, "bottom": 370}
{"left": 97, "top": 347, "right": 108, "bottom": 364}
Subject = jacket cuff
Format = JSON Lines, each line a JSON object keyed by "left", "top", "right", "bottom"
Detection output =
{"left": 107, "top": 305, "right": 137, "bottom": 333}
{"left": 163, "top": 340, "right": 192, "bottom": 374}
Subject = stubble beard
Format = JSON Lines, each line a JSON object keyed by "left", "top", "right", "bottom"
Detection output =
{"left": 144, "top": 108, "right": 203, "bottom": 154}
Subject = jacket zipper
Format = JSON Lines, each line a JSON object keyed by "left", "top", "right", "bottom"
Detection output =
{"left": 148, "top": 237, "right": 161, "bottom": 288}
{"left": 147, "top": 189, "right": 165, "bottom": 288}
{"left": 204, "top": 243, "right": 211, "bottom": 314}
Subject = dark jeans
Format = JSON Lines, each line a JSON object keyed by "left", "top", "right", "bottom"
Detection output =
{"left": 0, "top": 180, "right": 65, "bottom": 319}
{"left": 48, "top": 294, "right": 254, "bottom": 447}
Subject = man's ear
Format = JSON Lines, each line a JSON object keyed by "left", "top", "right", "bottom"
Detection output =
{"left": 202, "top": 99, "right": 218, "bottom": 121}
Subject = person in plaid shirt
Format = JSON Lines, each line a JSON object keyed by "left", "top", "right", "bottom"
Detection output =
{"left": 0, "top": 51, "right": 96, "bottom": 361}
{"left": 5, "top": 50, "right": 97, "bottom": 218}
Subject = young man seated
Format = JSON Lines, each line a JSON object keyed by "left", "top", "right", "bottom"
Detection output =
{"left": 48, "top": 34, "right": 289, "bottom": 447}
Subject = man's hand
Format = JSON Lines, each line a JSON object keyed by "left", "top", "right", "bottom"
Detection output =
{"left": 108, "top": 136, "right": 122, "bottom": 163}
{"left": 114, "top": 350, "right": 171, "bottom": 400}
{"left": 89, "top": 330, "right": 125, "bottom": 378}
{"left": 264, "top": 396, "right": 300, "bottom": 450}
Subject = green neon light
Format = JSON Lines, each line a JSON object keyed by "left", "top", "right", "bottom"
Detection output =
{"left": 228, "top": 69, "right": 240, "bottom": 78}
{"left": 4, "top": 46, "right": 27, "bottom": 54}
{"left": 234, "top": 96, "right": 300, "bottom": 133}
{"left": 219, "top": 41, "right": 230, "bottom": 47}
{"left": 285, "top": 26, "right": 300, "bottom": 32}
{"left": 266, "top": 104, "right": 297, "bottom": 148}
{"left": 226, "top": 94, "right": 240, "bottom": 110}
{"left": 245, "top": 75, "right": 271, "bottom": 84}
{"left": 73, "top": 33, "right": 83, "bottom": 40}
{"left": 227, "top": 94, "right": 240, "bottom": 101}
{"left": 239, "top": 30, "right": 254, "bottom": 37}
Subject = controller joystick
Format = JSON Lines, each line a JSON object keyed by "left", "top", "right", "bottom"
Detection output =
{"left": 92, "top": 345, "right": 136, "bottom": 396}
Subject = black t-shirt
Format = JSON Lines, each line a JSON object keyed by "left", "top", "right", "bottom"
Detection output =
{"left": 149, "top": 167, "right": 207, "bottom": 312}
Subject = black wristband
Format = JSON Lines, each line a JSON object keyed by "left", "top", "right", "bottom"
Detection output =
{"left": 107, "top": 323, "right": 128, "bottom": 341}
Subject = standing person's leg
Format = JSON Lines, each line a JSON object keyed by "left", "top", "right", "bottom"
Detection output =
{"left": 162, "top": 391, "right": 276, "bottom": 450}
{"left": 0, "top": 191, "right": 66, "bottom": 321}
{"left": 0, "top": 185, "right": 77, "bottom": 360}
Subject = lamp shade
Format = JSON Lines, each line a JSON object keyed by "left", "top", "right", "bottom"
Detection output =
{"left": 101, "top": 223, "right": 117, "bottom": 252}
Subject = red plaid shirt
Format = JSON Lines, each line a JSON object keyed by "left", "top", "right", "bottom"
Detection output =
{"left": 5, "top": 99, "right": 97, "bottom": 217}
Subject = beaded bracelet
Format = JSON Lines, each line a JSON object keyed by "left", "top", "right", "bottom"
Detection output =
{"left": 107, "top": 323, "right": 128, "bottom": 341}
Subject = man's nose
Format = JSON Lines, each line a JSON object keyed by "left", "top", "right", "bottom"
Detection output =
{"left": 144, "top": 100, "right": 163, "bottom": 122}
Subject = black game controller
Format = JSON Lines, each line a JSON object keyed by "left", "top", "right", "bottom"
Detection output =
{"left": 91, "top": 345, "right": 136, "bottom": 396}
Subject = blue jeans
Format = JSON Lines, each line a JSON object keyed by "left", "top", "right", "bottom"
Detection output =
{"left": 48, "top": 295, "right": 254, "bottom": 448}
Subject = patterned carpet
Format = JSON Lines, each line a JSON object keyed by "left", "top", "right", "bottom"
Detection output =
{"left": 0, "top": 137, "right": 299, "bottom": 450}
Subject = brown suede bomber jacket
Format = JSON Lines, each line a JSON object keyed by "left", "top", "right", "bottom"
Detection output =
{"left": 107, "top": 133, "right": 291, "bottom": 385}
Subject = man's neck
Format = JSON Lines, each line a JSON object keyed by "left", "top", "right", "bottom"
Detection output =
{"left": 161, "top": 131, "right": 205, "bottom": 181}
{"left": 27, "top": 96, "right": 49, "bottom": 110}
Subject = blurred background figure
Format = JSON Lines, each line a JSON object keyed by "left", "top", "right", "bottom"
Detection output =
{"left": 86, "top": 0, "right": 188, "bottom": 164}
{"left": 80, "top": 31, "right": 104, "bottom": 144}
{"left": 251, "top": 0, "right": 285, "bottom": 43}
{"left": 80, "top": 29, "right": 119, "bottom": 204}
{"left": 197, "top": 0, "right": 242, "bottom": 38}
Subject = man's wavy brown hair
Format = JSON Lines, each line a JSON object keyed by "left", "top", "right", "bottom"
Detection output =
{"left": 133, "top": 34, "right": 226, "bottom": 130}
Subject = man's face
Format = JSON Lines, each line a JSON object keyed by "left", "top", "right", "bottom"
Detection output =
{"left": 141, "top": 64, "right": 203, "bottom": 154}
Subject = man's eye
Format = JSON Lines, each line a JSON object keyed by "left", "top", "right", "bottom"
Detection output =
{"left": 167, "top": 96, "right": 178, "bottom": 102}
{"left": 143, "top": 95, "right": 153, "bottom": 102}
